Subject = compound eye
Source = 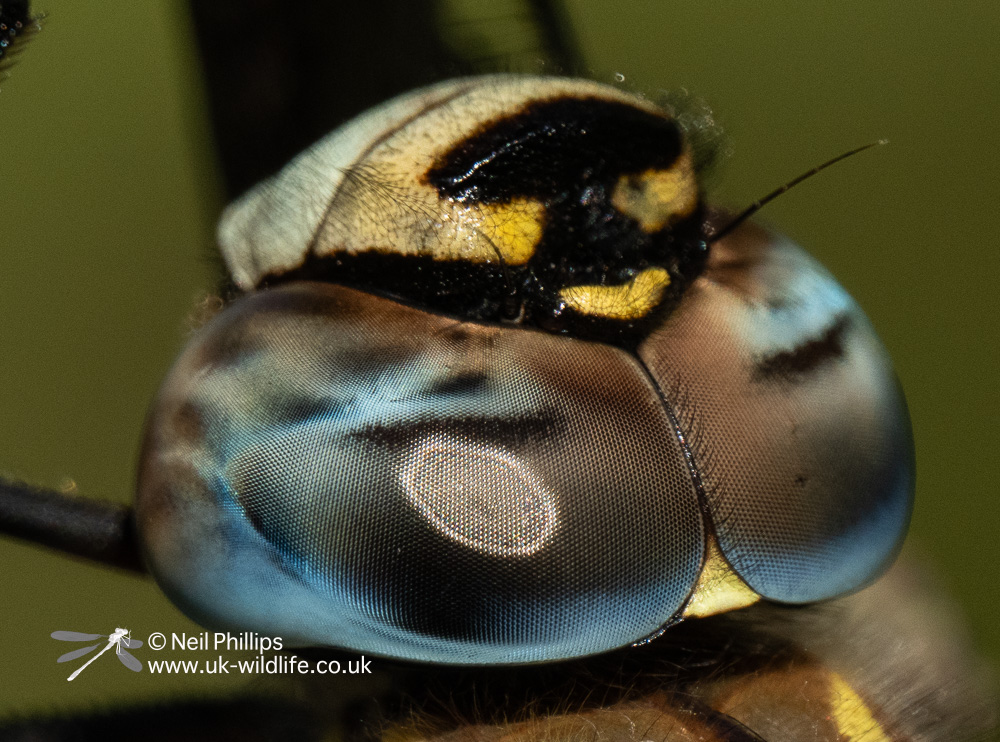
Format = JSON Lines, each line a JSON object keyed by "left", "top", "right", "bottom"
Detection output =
{"left": 638, "top": 221, "right": 914, "bottom": 604}
{"left": 136, "top": 282, "right": 704, "bottom": 663}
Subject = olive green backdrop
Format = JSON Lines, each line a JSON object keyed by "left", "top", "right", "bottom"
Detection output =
{"left": 1, "top": 0, "right": 996, "bottom": 718}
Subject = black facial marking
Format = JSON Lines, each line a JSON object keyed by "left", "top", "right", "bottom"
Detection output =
{"left": 264, "top": 250, "right": 515, "bottom": 324}
{"left": 268, "top": 94, "right": 709, "bottom": 347}
{"left": 426, "top": 96, "right": 709, "bottom": 345}
{"left": 753, "top": 315, "right": 850, "bottom": 382}
{"left": 425, "top": 96, "right": 686, "bottom": 204}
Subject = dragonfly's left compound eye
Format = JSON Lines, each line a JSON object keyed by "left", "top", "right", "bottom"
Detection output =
{"left": 135, "top": 76, "right": 914, "bottom": 664}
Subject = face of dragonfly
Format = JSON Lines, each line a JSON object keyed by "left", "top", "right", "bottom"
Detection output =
{"left": 0, "top": 0, "right": 996, "bottom": 736}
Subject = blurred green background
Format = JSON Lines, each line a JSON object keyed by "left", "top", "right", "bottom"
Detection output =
{"left": 1, "top": 0, "right": 996, "bottom": 719}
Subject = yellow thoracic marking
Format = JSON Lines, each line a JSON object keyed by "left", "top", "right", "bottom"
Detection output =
{"left": 682, "top": 534, "right": 761, "bottom": 619}
{"left": 558, "top": 267, "right": 671, "bottom": 321}
{"left": 611, "top": 151, "right": 698, "bottom": 233}
{"left": 467, "top": 198, "right": 545, "bottom": 266}
{"left": 829, "top": 673, "right": 892, "bottom": 742}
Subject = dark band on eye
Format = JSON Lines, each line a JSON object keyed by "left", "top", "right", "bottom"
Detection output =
{"left": 426, "top": 371, "right": 491, "bottom": 397}
{"left": 753, "top": 314, "right": 850, "bottom": 382}
{"left": 349, "top": 409, "right": 564, "bottom": 448}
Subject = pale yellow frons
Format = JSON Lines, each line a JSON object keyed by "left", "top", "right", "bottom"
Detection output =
{"left": 469, "top": 198, "right": 546, "bottom": 266}
{"left": 559, "top": 267, "right": 671, "bottom": 320}
{"left": 682, "top": 534, "right": 761, "bottom": 619}
{"left": 611, "top": 151, "right": 698, "bottom": 232}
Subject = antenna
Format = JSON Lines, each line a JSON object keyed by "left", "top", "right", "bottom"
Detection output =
{"left": 711, "top": 140, "right": 888, "bottom": 243}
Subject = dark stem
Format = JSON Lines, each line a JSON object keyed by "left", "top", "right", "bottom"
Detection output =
{"left": 0, "top": 477, "right": 146, "bottom": 573}
{"left": 187, "top": 0, "right": 476, "bottom": 200}
{"left": 526, "top": 0, "right": 583, "bottom": 73}
{"left": 186, "top": 0, "right": 582, "bottom": 200}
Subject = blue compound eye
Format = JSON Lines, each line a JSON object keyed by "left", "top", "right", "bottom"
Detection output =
{"left": 134, "top": 76, "right": 914, "bottom": 664}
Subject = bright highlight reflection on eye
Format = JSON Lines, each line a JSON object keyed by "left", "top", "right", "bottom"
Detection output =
{"left": 400, "top": 435, "right": 558, "bottom": 557}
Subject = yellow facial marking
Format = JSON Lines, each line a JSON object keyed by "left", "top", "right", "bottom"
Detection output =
{"left": 559, "top": 267, "right": 671, "bottom": 321}
{"left": 682, "top": 534, "right": 761, "bottom": 619}
{"left": 829, "top": 673, "right": 892, "bottom": 742}
{"left": 468, "top": 198, "right": 545, "bottom": 266}
{"left": 612, "top": 151, "right": 698, "bottom": 233}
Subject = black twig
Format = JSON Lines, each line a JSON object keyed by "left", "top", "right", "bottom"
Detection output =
{"left": 526, "top": 0, "right": 583, "bottom": 73}
{"left": 0, "top": 477, "right": 146, "bottom": 573}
